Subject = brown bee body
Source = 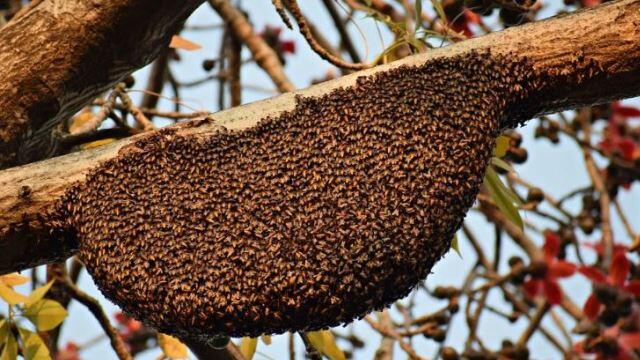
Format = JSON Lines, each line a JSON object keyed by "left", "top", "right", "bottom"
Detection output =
{"left": 59, "top": 52, "right": 534, "bottom": 341}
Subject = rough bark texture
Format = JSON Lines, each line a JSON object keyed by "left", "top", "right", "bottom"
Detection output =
{"left": 0, "top": 0, "right": 639, "bottom": 276}
{"left": 0, "top": 0, "right": 205, "bottom": 169}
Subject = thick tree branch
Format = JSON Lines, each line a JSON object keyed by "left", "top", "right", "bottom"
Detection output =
{"left": 0, "top": 0, "right": 205, "bottom": 169}
{"left": 0, "top": 0, "right": 639, "bottom": 274}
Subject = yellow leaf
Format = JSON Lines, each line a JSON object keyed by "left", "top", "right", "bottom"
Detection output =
{"left": 493, "top": 135, "right": 511, "bottom": 158}
{"left": 69, "top": 112, "right": 95, "bottom": 134}
{"left": 240, "top": 338, "right": 258, "bottom": 360}
{"left": 158, "top": 333, "right": 188, "bottom": 359}
{"left": 1, "top": 273, "right": 29, "bottom": 287}
{"left": 306, "top": 331, "right": 346, "bottom": 360}
{"left": 0, "top": 333, "right": 17, "bottom": 360}
{"left": 27, "top": 281, "right": 54, "bottom": 306}
{"left": 260, "top": 335, "right": 272, "bottom": 345}
{"left": 169, "top": 35, "right": 202, "bottom": 51}
{"left": 24, "top": 299, "right": 68, "bottom": 331}
{"left": 80, "top": 138, "right": 116, "bottom": 150}
{"left": 18, "top": 328, "right": 51, "bottom": 360}
{"left": 0, "top": 282, "right": 29, "bottom": 305}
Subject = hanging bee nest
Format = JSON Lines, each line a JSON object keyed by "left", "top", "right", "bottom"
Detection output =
{"left": 59, "top": 52, "right": 534, "bottom": 341}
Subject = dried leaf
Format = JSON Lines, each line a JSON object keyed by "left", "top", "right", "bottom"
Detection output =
{"left": 69, "top": 112, "right": 95, "bottom": 134}
{"left": 169, "top": 35, "right": 202, "bottom": 51}
{"left": 0, "top": 274, "right": 29, "bottom": 287}
{"left": 80, "top": 138, "right": 116, "bottom": 150}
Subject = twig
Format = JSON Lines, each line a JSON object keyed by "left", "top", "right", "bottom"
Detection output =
{"left": 271, "top": 0, "right": 293, "bottom": 29}
{"left": 139, "top": 50, "right": 169, "bottom": 122}
{"left": 229, "top": 33, "right": 242, "bottom": 107}
{"left": 283, "top": 0, "right": 370, "bottom": 70}
{"left": 56, "top": 277, "right": 132, "bottom": 360}
{"left": 579, "top": 110, "right": 614, "bottom": 267}
{"left": 374, "top": 311, "right": 395, "bottom": 360}
{"left": 208, "top": 0, "right": 295, "bottom": 93}
{"left": 321, "top": 0, "right": 362, "bottom": 63}
{"left": 517, "top": 301, "right": 551, "bottom": 347}
{"left": 69, "top": 88, "right": 122, "bottom": 135}
{"left": 364, "top": 316, "right": 426, "bottom": 360}
{"left": 288, "top": 332, "right": 295, "bottom": 360}
{"left": 117, "top": 85, "right": 156, "bottom": 131}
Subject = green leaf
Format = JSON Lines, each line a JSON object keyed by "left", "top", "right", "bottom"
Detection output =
{"left": 414, "top": 0, "right": 423, "bottom": 32}
{"left": 0, "top": 282, "right": 29, "bottom": 305}
{"left": 484, "top": 167, "right": 524, "bottom": 230}
{"left": 23, "top": 299, "right": 68, "bottom": 331}
{"left": 18, "top": 328, "right": 51, "bottom": 360}
{"left": 491, "top": 157, "right": 514, "bottom": 173}
{"left": 306, "top": 331, "right": 346, "bottom": 360}
{"left": 0, "top": 333, "right": 17, "bottom": 360}
{"left": 26, "top": 281, "right": 54, "bottom": 306}
{"left": 493, "top": 135, "right": 511, "bottom": 158}
{"left": 240, "top": 337, "right": 258, "bottom": 360}
{"left": 430, "top": 0, "right": 447, "bottom": 23}
{"left": 450, "top": 234, "right": 462, "bottom": 258}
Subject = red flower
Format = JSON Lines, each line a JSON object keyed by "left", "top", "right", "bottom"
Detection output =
{"left": 612, "top": 102, "right": 640, "bottom": 118}
{"left": 575, "top": 324, "right": 640, "bottom": 360}
{"left": 584, "top": 241, "right": 628, "bottom": 257}
{"left": 579, "top": 249, "right": 640, "bottom": 319}
{"left": 580, "top": 0, "right": 601, "bottom": 7}
{"left": 55, "top": 342, "right": 80, "bottom": 360}
{"left": 259, "top": 25, "right": 296, "bottom": 55}
{"left": 113, "top": 311, "right": 143, "bottom": 340}
{"left": 599, "top": 102, "right": 640, "bottom": 161}
{"left": 523, "top": 231, "right": 577, "bottom": 304}
{"left": 449, "top": 9, "right": 481, "bottom": 38}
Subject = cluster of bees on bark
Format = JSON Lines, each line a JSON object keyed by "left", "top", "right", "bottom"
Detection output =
{"left": 56, "top": 51, "right": 536, "bottom": 340}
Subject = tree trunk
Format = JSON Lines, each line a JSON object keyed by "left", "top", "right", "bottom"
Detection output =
{"left": 0, "top": 0, "right": 639, "bottom": 274}
{"left": 0, "top": 0, "right": 205, "bottom": 169}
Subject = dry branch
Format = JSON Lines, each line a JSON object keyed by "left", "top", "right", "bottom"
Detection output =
{"left": 0, "top": 0, "right": 639, "bottom": 274}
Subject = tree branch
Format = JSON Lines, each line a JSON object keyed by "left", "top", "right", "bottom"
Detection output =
{"left": 0, "top": 0, "right": 205, "bottom": 169}
{"left": 0, "top": 0, "right": 639, "bottom": 274}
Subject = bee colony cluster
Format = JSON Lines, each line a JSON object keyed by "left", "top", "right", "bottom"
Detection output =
{"left": 58, "top": 52, "right": 534, "bottom": 340}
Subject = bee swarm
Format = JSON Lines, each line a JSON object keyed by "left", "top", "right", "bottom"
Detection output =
{"left": 58, "top": 52, "right": 534, "bottom": 341}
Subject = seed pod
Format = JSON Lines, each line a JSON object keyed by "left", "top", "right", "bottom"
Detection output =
{"left": 526, "top": 187, "right": 544, "bottom": 203}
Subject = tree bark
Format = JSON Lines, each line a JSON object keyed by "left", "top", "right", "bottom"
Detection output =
{"left": 0, "top": 0, "right": 205, "bottom": 169}
{"left": 0, "top": 0, "right": 639, "bottom": 274}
